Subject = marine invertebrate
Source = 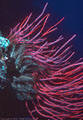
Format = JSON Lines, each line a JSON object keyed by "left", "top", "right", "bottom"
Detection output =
{"left": 0, "top": 3, "right": 83, "bottom": 120}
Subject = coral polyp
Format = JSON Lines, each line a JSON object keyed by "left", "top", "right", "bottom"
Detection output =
{"left": 0, "top": 3, "right": 83, "bottom": 120}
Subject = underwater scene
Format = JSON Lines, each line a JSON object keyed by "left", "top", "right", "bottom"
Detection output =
{"left": 0, "top": 0, "right": 83, "bottom": 120}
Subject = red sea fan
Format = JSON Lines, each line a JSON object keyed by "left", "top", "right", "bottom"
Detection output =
{"left": 7, "top": 3, "right": 83, "bottom": 120}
